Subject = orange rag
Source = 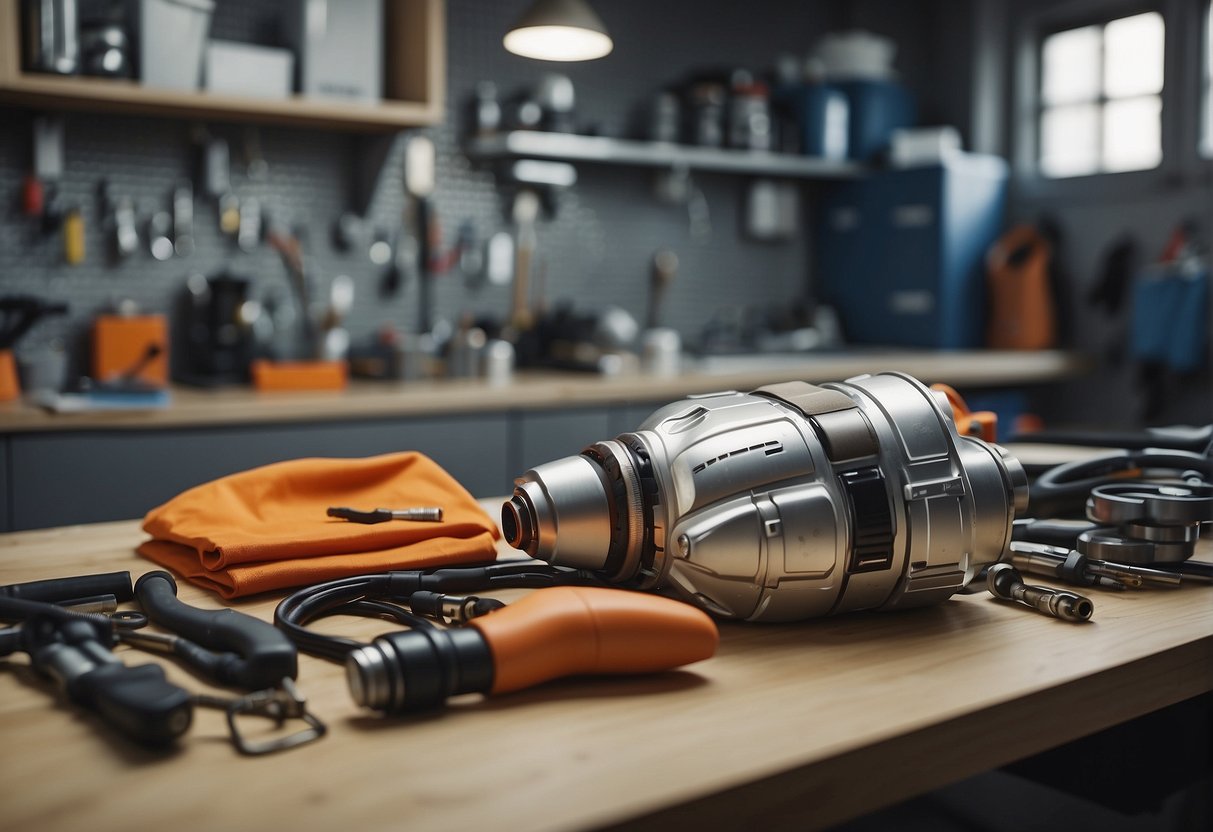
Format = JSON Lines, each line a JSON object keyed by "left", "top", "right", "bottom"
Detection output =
{"left": 138, "top": 452, "right": 500, "bottom": 598}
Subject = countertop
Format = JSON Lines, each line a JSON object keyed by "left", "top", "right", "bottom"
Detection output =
{"left": 0, "top": 504, "right": 1209, "bottom": 831}
{"left": 0, "top": 349, "right": 1086, "bottom": 434}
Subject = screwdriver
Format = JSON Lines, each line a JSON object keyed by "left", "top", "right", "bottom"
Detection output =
{"left": 327, "top": 506, "right": 443, "bottom": 524}
{"left": 1008, "top": 541, "right": 1182, "bottom": 589}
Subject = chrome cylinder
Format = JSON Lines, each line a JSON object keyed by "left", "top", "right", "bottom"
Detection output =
{"left": 504, "top": 372, "right": 1027, "bottom": 621}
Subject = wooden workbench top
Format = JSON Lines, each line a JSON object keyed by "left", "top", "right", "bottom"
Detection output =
{"left": 0, "top": 505, "right": 1208, "bottom": 832}
{"left": 0, "top": 349, "right": 1086, "bottom": 433}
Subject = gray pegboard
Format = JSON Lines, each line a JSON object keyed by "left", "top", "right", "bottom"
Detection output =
{"left": 0, "top": 0, "right": 843, "bottom": 378}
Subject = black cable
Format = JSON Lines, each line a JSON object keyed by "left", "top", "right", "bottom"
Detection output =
{"left": 274, "top": 564, "right": 596, "bottom": 663}
{"left": 1028, "top": 449, "right": 1213, "bottom": 518}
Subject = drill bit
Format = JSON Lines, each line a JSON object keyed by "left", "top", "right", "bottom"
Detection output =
{"left": 987, "top": 562, "right": 1094, "bottom": 622}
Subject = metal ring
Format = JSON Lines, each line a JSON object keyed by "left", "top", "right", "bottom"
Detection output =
{"left": 1086, "top": 482, "right": 1213, "bottom": 526}
{"left": 1077, "top": 529, "right": 1196, "bottom": 565}
{"left": 597, "top": 439, "right": 645, "bottom": 584}
{"left": 1121, "top": 521, "right": 1202, "bottom": 544}
{"left": 110, "top": 610, "right": 148, "bottom": 630}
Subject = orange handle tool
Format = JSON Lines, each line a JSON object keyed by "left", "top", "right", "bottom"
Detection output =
{"left": 345, "top": 587, "right": 718, "bottom": 713}
{"left": 473, "top": 586, "right": 719, "bottom": 694}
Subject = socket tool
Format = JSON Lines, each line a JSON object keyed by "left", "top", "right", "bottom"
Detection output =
{"left": 502, "top": 372, "right": 1027, "bottom": 621}
{"left": 986, "top": 562, "right": 1093, "bottom": 622}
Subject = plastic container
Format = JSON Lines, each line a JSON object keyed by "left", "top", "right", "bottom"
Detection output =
{"left": 836, "top": 79, "right": 915, "bottom": 161}
{"left": 139, "top": 0, "right": 214, "bottom": 90}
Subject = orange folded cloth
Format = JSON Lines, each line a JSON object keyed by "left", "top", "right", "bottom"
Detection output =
{"left": 138, "top": 452, "right": 500, "bottom": 598}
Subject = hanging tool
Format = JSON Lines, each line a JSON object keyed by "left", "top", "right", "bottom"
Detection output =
{"left": 172, "top": 182, "right": 194, "bottom": 257}
{"left": 404, "top": 134, "right": 437, "bottom": 330}
{"left": 62, "top": 203, "right": 85, "bottom": 265}
{"left": 327, "top": 506, "right": 443, "bottom": 524}
{"left": 986, "top": 562, "right": 1093, "bottom": 622}
{"left": 24, "top": 115, "right": 64, "bottom": 220}
{"left": 267, "top": 226, "right": 316, "bottom": 356}
{"left": 509, "top": 189, "right": 540, "bottom": 333}
{"left": 648, "top": 249, "right": 678, "bottom": 330}
{"left": 0, "top": 296, "right": 69, "bottom": 350}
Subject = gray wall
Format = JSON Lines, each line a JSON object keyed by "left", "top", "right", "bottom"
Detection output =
{"left": 1, "top": 0, "right": 848, "bottom": 379}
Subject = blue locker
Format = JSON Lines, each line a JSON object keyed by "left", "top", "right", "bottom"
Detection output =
{"left": 816, "top": 154, "right": 1008, "bottom": 349}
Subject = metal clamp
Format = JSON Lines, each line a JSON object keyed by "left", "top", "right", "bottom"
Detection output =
{"left": 195, "top": 677, "right": 326, "bottom": 755}
{"left": 1086, "top": 482, "right": 1213, "bottom": 526}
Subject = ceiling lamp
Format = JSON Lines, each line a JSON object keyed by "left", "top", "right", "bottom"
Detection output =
{"left": 503, "top": 0, "right": 613, "bottom": 62}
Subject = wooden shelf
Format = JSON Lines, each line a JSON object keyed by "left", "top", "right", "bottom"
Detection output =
{"left": 0, "top": 0, "right": 445, "bottom": 131}
{"left": 465, "top": 130, "right": 867, "bottom": 179}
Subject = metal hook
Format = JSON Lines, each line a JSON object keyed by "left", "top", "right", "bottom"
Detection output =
{"left": 195, "top": 678, "right": 326, "bottom": 755}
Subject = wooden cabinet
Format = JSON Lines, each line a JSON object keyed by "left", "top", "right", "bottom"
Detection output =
{"left": 0, "top": 0, "right": 445, "bottom": 130}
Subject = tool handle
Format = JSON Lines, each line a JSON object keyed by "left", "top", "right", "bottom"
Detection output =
{"left": 73, "top": 662, "right": 193, "bottom": 746}
{"left": 134, "top": 571, "right": 297, "bottom": 690}
{"left": 0, "top": 571, "right": 133, "bottom": 605}
{"left": 472, "top": 587, "right": 718, "bottom": 695}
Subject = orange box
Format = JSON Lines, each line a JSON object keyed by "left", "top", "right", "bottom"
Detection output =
{"left": 93, "top": 315, "right": 169, "bottom": 387}
{"left": 251, "top": 360, "right": 348, "bottom": 392}
{"left": 0, "top": 350, "right": 19, "bottom": 402}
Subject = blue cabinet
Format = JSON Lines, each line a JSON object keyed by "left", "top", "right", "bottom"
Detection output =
{"left": 816, "top": 155, "right": 1008, "bottom": 349}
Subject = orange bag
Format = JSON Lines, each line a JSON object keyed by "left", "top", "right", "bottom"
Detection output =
{"left": 138, "top": 452, "right": 500, "bottom": 598}
{"left": 986, "top": 225, "right": 1057, "bottom": 350}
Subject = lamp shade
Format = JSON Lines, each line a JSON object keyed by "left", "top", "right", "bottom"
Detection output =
{"left": 504, "top": 0, "right": 613, "bottom": 62}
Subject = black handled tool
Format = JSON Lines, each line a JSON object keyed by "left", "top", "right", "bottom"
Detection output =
{"left": 1, "top": 598, "right": 192, "bottom": 747}
{"left": 129, "top": 571, "right": 297, "bottom": 691}
{"left": 0, "top": 571, "right": 134, "bottom": 606}
{"left": 327, "top": 506, "right": 443, "bottom": 524}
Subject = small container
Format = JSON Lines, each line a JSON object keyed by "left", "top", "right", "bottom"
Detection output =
{"left": 139, "top": 0, "right": 214, "bottom": 90}
{"left": 483, "top": 339, "right": 515, "bottom": 387}
{"left": 686, "top": 82, "right": 726, "bottom": 147}
{"left": 728, "top": 81, "right": 772, "bottom": 151}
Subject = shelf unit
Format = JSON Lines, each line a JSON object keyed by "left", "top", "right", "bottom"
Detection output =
{"left": 465, "top": 130, "right": 866, "bottom": 179}
{"left": 0, "top": 0, "right": 445, "bottom": 130}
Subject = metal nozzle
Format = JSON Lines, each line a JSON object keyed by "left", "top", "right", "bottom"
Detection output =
{"left": 346, "top": 643, "right": 396, "bottom": 711}
{"left": 504, "top": 455, "right": 614, "bottom": 571}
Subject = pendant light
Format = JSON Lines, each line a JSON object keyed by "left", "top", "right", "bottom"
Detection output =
{"left": 503, "top": 0, "right": 613, "bottom": 62}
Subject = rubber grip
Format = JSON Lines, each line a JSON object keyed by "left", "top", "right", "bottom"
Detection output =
{"left": 135, "top": 571, "right": 297, "bottom": 689}
{"left": 471, "top": 587, "right": 718, "bottom": 695}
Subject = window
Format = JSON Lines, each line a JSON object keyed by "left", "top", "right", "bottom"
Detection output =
{"left": 1205, "top": 2, "right": 1213, "bottom": 156}
{"left": 1038, "top": 11, "right": 1164, "bottom": 178}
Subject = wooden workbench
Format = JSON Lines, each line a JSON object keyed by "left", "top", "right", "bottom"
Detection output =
{"left": 2, "top": 509, "right": 1207, "bottom": 832}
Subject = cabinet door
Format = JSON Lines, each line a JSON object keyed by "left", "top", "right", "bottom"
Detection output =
{"left": 0, "top": 438, "right": 9, "bottom": 532}
{"left": 9, "top": 414, "right": 509, "bottom": 530}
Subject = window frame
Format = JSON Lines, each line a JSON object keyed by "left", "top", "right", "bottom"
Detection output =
{"left": 1012, "top": 0, "right": 1192, "bottom": 203}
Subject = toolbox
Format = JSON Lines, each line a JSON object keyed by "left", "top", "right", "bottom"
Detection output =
{"left": 815, "top": 153, "right": 1008, "bottom": 349}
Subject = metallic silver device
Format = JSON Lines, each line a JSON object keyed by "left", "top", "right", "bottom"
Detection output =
{"left": 503, "top": 372, "right": 1028, "bottom": 621}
